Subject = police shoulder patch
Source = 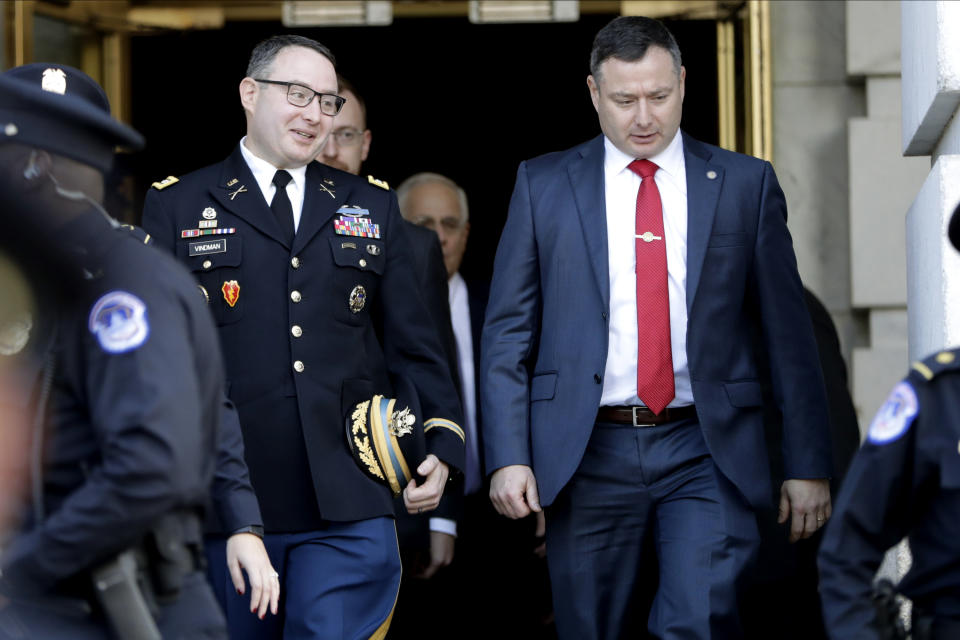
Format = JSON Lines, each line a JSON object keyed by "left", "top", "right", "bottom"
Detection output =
{"left": 867, "top": 381, "right": 918, "bottom": 445}
{"left": 151, "top": 175, "right": 179, "bottom": 190}
{"left": 367, "top": 175, "right": 389, "bottom": 190}
{"left": 88, "top": 291, "right": 150, "bottom": 354}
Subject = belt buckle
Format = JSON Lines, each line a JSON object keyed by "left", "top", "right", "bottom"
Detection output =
{"left": 631, "top": 406, "right": 655, "bottom": 428}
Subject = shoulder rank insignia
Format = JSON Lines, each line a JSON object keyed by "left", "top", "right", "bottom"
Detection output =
{"left": 911, "top": 348, "right": 960, "bottom": 381}
{"left": 151, "top": 175, "right": 179, "bottom": 190}
{"left": 367, "top": 175, "right": 389, "bottom": 190}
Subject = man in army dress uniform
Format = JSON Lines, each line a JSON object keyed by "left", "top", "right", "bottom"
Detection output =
{"left": 0, "top": 63, "right": 229, "bottom": 639}
{"left": 142, "top": 35, "right": 465, "bottom": 640}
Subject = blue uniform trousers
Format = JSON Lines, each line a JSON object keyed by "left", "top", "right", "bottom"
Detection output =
{"left": 544, "top": 417, "right": 759, "bottom": 640}
{"left": 206, "top": 517, "right": 401, "bottom": 640}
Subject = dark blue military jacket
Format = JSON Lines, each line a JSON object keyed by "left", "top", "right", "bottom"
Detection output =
{"left": 142, "top": 145, "right": 465, "bottom": 528}
{"left": 0, "top": 208, "right": 222, "bottom": 595}
{"left": 819, "top": 348, "right": 960, "bottom": 638}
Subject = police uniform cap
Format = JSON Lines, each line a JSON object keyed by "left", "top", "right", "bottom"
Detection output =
{"left": 0, "top": 63, "right": 144, "bottom": 173}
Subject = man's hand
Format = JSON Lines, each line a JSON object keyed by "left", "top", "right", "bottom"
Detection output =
{"left": 416, "top": 531, "right": 455, "bottom": 579}
{"left": 778, "top": 478, "right": 832, "bottom": 543}
{"left": 490, "top": 464, "right": 541, "bottom": 519}
{"left": 403, "top": 454, "right": 449, "bottom": 514}
{"left": 226, "top": 533, "right": 279, "bottom": 619}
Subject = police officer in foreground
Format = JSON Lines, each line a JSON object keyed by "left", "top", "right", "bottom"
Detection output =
{"left": 0, "top": 64, "right": 231, "bottom": 639}
{"left": 818, "top": 201, "right": 960, "bottom": 639}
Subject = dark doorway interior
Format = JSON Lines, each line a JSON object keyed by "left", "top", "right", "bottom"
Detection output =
{"left": 130, "top": 15, "right": 717, "bottom": 282}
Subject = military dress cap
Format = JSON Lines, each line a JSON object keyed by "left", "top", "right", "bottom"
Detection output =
{"left": 949, "top": 200, "right": 960, "bottom": 252}
{"left": 346, "top": 376, "right": 427, "bottom": 497}
{"left": 0, "top": 63, "right": 144, "bottom": 173}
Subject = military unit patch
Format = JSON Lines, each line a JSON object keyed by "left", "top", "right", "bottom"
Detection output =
{"left": 334, "top": 217, "right": 380, "bottom": 239}
{"left": 222, "top": 280, "right": 240, "bottom": 307}
{"left": 867, "top": 381, "right": 918, "bottom": 445}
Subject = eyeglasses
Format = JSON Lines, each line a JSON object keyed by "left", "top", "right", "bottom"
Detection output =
{"left": 412, "top": 216, "right": 465, "bottom": 233}
{"left": 330, "top": 127, "right": 366, "bottom": 146}
{"left": 254, "top": 79, "right": 345, "bottom": 116}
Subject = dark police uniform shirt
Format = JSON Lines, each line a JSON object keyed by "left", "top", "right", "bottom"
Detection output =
{"left": 142, "top": 145, "right": 465, "bottom": 530}
{"left": 0, "top": 207, "right": 222, "bottom": 596}
{"left": 819, "top": 348, "right": 960, "bottom": 637}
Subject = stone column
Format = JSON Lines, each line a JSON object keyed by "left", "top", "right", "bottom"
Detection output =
{"left": 847, "top": 0, "right": 929, "bottom": 432}
{"left": 903, "top": 0, "right": 960, "bottom": 359}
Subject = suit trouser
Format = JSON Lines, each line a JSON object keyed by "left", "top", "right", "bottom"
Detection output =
{"left": 205, "top": 517, "right": 401, "bottom": 640}
{"left": 0, "top": 570, "right": 227, "bottom": 640}
{"left": 544, "top": 417, "right": 759, "bottom": 640}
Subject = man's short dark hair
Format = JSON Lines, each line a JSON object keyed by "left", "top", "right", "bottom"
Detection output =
{"left": 246, "top": 35, "right": 337, "bottom": 79}
{"left": 337, "top": 74, "right": 367, "bottom": 123}
{"left": 589, "top": 16, "right": 682, "bottom": 79}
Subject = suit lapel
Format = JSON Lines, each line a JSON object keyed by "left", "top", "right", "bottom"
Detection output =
{"left": 568, "top": 136, "right": 610, "bottom": 308}
{"left": 209, "top": 146, "right": 289, "bottom": 248}
{"left": 292, "top": 162, "right": 350, "bottom": 253}
{"left": 682, "top": 133, "right": 724, "bottom": 311}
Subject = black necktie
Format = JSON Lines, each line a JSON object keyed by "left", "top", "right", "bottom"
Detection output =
{"left": 271, "top": 170, "right": 295, "bottom": 246}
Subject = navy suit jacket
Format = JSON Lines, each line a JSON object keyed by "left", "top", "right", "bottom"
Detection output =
{"left": 143, "top": 145, "right": 464, "bottom": 526}
{"left": 481, "top": 133, "right": 831, "bottom": 509}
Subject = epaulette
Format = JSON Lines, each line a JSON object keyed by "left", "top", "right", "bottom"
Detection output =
{"left": 367, "top": 175, "right": 389, "bottom": 190}
{"left": 910, "top": 348, "right": 960, "bottom": 381}
{"left": 118, "top": 223, "right": 152, "bottom": 245}
{"left": 151, "top": 175, "right": 179, "bottom": 190}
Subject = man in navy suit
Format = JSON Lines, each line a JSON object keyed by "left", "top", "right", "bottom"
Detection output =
{"left": 142, "top": 35, "right": 463, "bottom": 640}
{"left": 482, "top": 16, "right": 833, "bottom": 639}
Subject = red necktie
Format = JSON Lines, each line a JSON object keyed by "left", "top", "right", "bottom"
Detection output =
{"left": 628, "top": 159, "right": 674, "bottom": 415}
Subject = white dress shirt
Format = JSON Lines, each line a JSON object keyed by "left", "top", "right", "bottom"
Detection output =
{"left": 239, "top": 137, "right": 307, "bottom": 231}
{"left": 427, "top": 272, "right": 479, "bottom": 539}
{"left": 448, "top": 272, "right": 480, "bottom": 495}
{"left": 599, "top": 131, "right": 694, "bottom": 407}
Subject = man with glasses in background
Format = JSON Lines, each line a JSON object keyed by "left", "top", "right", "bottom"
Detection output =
{"left": 142, "top": 35, "right": 464, "bottom": 640}
{"left": 314, "top": 79, "right": 464, "bottom": 592}
{"left": 316, "top": 75, "right": 371, "bottom": 176}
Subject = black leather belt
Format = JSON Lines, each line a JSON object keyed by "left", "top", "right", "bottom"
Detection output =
{"left": 596, "top": 405, "right": 697, "bottom": 427}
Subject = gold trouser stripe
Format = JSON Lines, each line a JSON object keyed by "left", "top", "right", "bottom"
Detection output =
{"left": 424, "top": 418, "right": 465, "bottom": 442}
{"left": 368, "top": 522, "right": 401, "bottom": 640}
